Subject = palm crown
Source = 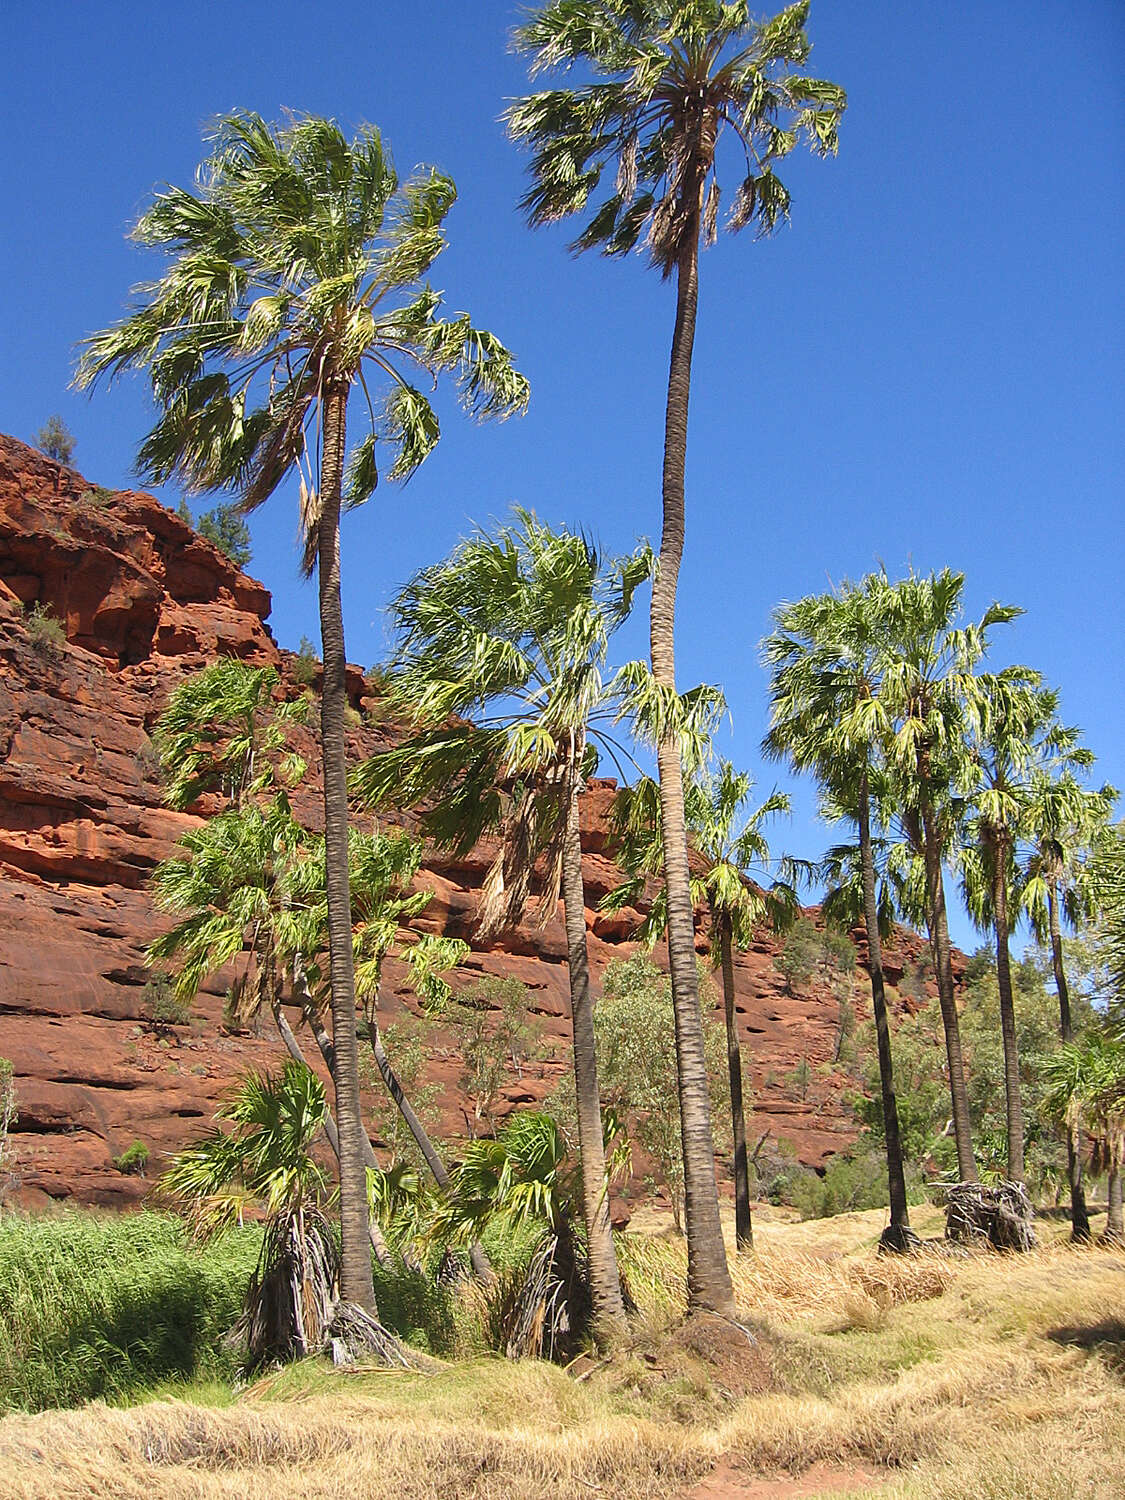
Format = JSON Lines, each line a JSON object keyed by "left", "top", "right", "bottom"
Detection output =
{"left": 508, "top": 0, "right": 846, "bottom": 274}
{"left": 76, "top": 111, "right": 528, "bottom": 557}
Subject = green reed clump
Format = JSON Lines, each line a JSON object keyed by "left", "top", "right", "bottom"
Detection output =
{"left": 0, "top": 1210, "right": 260, "bottom": 1412}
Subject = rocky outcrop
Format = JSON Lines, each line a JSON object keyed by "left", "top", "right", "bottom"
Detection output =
{"left": 0, "top": 434, "right": 936, "bottom": 1212}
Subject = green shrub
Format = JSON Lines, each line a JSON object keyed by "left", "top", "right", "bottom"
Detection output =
{"left": 142, "top": 972, "right": 191, "bottom": 1027}
{"left": 112, "top": 1141, "right": 150, "bottom": 1176}
{"left": 0, "top": 1211, "right": 259, "bottom": 1411}
{"left": 291, "top": 635, "right": 320, "bottom": 687}
{"left": 34, "top": 415, "right": 75, "bottom": 465}
{"left": 791, "top": 1149, "right": 893, "bottom": 1220}
{"left": 24, "top": 602, "right": 65, "bottom": 657}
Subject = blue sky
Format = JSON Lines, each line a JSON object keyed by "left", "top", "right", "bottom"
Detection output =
{"left": 2, "top": 1, "right": 1122, "bottom": 951}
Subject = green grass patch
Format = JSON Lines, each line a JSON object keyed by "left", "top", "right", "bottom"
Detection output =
{"left": 0, "top": 1210, "right": 260, "bottom": 1412}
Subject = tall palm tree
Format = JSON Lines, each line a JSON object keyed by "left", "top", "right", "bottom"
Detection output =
{"left": 354, "top": 512, "right": 650, "bottom": 1343}
{"left": 604, "top": 764, "right": 799, "bottom": 1250}
{"left": 867, "top": 569, "right": 1023, "bottom": 1186}
{"left": 1022, "top": 772, "right": 1117, "bottom": 1237}
{"left": 763, "top": 584, "right": 916, "bottom": 1251}
{"left": 509, "top": 0, "right": 845, "bottom": 1318}
{"left": 76, "top": 111, "right": 528, "bottom": 1313}
{"left": 959, "top": 681, "right": 1089, "bottom": 1186}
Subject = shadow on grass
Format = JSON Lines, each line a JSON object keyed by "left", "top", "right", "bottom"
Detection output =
{"left": 1047, "top": 1318, "right": 1125, "bottom": 1379}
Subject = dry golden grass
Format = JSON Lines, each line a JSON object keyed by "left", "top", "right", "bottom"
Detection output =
{"left": 2, "top": 1209, "right": 1123, "bottom": 1500}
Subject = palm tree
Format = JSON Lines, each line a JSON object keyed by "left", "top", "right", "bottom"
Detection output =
{"left": 160, "top": 1060, "right": 397, "bottom": 1368}
{"left": 354, "top": 512, "right": 650, "bottom": 1343}
{"left": 866, "top": 570, "right": 1024, "bottom": 1186}
{"left": 509, "top": 0, "right": 845, "bottom": 1319}
{"left": 1043, "top": 1034, "right": 1125, "bottom": 1245}
{"left": 1023, "top": 777, "right": 1118, "bottom": 1237}
{"left": 959, "top": 681, "right": 1090, "bottom": 1186}
{"left": 604, "top": 764, "right": 799, "bottom": 1250}
{"left": 77, "top": 111, "right": 529, "bottom": 1313}
{"left": 153, "top": 658, "right": 484, "bottom": 1268}
{"left": 763, "top": 584, "right": 916, "bottom": 1251}
{"left": 432, "top": 1110, "right": 625, "bottom": 1359}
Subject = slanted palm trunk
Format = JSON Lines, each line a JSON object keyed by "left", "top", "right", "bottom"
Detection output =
{"left": 1049, "top": 881, "right": 1090, "bottom": 1241}
{"left": 989, "top": 836, "right": 1024, "bottom": 1184}
{"left": 272, "top": 1000, "right": 394, "bottom": 1268}
{"left": 365, "top": 993, "right": 494, "bottom": 1283}
{"left": 857, "top": 773, "right": 913, "bottom": 1251}
{"left": 716, "top": 911, "right": 752, "bottom": 1251}
{"left": 919, "top": 797, "right": 977, "bottom": 1184}
{"left": 317, "top": 384, "right": 376, "bottom": 1316}
{"left": 560, "top": 744, "right": 626, "bottom": 1342}
{"left": 651, "top": 227, "right": 734, "bottom": 1318}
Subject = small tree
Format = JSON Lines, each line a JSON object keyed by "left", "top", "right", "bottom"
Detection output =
{"left": 198, "top": 502, "right": 252, "bottom": 569}
{"left": 774, "top": 917, "right": 820, "bottom": 995}
{"left": 447, "top": 976, "right": 538, "bottom": 1136}
{"left": 35, "top": 415, "right": 75, "bottom": 464}
{"left": 583, "top": 954, "right": 729, "bottom": 1230}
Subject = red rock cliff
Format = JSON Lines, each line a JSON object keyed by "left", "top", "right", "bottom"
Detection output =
{"left": 0, "top": 434, "right": 934, "bottom": 1211}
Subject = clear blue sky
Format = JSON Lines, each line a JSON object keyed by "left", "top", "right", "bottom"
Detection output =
{"left": 2, "top": 2, "right": 1122, "bottom": 951}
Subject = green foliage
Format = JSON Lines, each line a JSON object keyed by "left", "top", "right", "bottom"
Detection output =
{"left": 142, "top": 971, "right": 192, "bottom": 1027}
{"left": 154, "top": 659, "right": 305, "bottom": 811}
{"left": 160, "top": 1060, "right": 327, "bottom": 1238}
{"left": 786, "top": 1055, "right": 813, "bottom": 1102}
{"left": 557, "top": 954, "right": 728, "bottom": 1226}
{"left": 360, "top": 1016, "right": 443, "bottom": 1169}
{"left": 198, "top": 503, "right": 252, "bottom": 569}
{"left": 79, "top": 485, "right": 115, "bottom": 508}
{"left": 852, "top": 949, "right": 1089, "bottom": 1197}
{"left": 791, "top": 1148, "right": 902, "bottom": 1221}
{"left": 112, "top": 1140, "right": 150, "bottom": 1175}
{"left": 446, "top": 976, "right": 538, "bottom": 1134}
{"left": 35, "top": 414, "right": 75, "bottom": 464}
{"left": 508, "top": 0, "right": 846, "bottom": 277}
{"left": 75, "top": 110, "right": 528, "bottom": 546}
{"left": 355, "top": 509, "right": 652, "bottom": 936}
{"left": 0, "top": 1211, "right": 257, "bottom": 1411}
{"left": 291, "top": 634, "right": 320, "bottom": 687}
{"left": 773, "top": 917, "right": 818, "bottom": 994}
{"left": 23, "top": 601, "right": 65, "bottom": 657}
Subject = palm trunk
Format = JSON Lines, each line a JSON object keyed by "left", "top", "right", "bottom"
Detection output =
{"left": 717, "top": 912, "right": 752, "bottom": 1251}
{"left": 857, "top": 773, "right": 912, "bottom": 1250}
{"left": 272, "top": 1001, "right": 393, "bottom": 1268}
{"left": 560, "top": 748, "right": 626, "bottom": 1342}
{"left": 317, "top": 383, "right": 376, "bottom": 1315}
{"left": 919, "top": 797, "right": 977, "bottom": 1183}
{"left": 651, "top": 226, "right": 734, "bottom": 1319}
{"left": 991, "top": 838, "right": 1024, "bottom": 1183}
{"left": 1105, "top": 1145, "right": 1123, "bottom": 1244}
{"left": 301, "top": 986, "right": 493, "bottom": 1282}
{"left": 364, "top": 994, "right": 494, "bottom": 1284}
{"left": 1049, "top": 881, "right": 1090, "bottom": 1240}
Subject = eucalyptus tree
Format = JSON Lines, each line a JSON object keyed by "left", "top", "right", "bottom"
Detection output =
{"left": 959, "top": 681, "right": 1092, "bottom": 1186}
{"left": 763, "top": 583, "right": 916, "bottom": 1251}
{"left": 1023, "top": 774, "right": 1118, "bottom": 1237}
{"left": 604, "top": 763, "right": 799, "bottom": 1250}
{"left": 354, "top": 512, "right": 651, "bottom": 1342}
{"left": 77, "top": 110, "right": 528, "bottom": 1313}
{"left": 509, "top": 0, "right": 845, "bottom": 1318}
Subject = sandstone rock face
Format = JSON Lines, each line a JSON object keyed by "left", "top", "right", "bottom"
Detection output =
{"left": 0, "top": 434, "right": 942, "bottom": 1213}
